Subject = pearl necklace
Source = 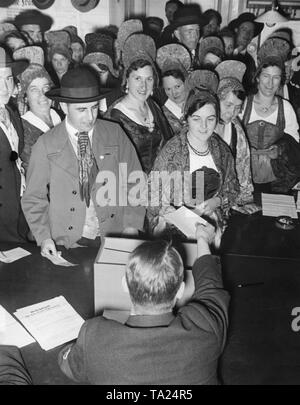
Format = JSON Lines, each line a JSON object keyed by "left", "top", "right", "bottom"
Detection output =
{"left": 187, "top": 136, "right": 210, "bottom": 156}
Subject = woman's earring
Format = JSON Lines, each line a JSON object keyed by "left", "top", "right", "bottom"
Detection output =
{"left": 125, "top": 83, "right": 129, "bottom": 94}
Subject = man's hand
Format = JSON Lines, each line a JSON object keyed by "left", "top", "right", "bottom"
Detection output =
{"left": 195, "top": 222, "right": 216, "bottom": 257}
{"left": 41, "top": 238, "right": 58, "bottom": 257}
{"left": 196, "top": 197, "right": 221, "bottom": 216}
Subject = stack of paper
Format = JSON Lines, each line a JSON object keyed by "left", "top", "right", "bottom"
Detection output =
{"left": 14, "top": 296, "right": 85, "bottom": 351}
{"left": 0, "top": 305, "right": 35, "bottom": 348}
{"left": 261, "top": 193, "right": 298, "bottom": 219}
{"left": 164, "top": 206, "right": 208, "bottom": 239}
{"left": 297, "top": 191, "right": 300, "bottom": 213}
{"left": 0, "top": 248, "right": 31, "bottom": 263}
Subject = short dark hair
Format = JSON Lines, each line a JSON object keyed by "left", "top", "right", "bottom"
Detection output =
{"left": 126, "top": 240, "right": 184, "bottom": 307}
{"left": 165, "top": 0, "right": 184, "bottom": 10}
{"left": 125, "top": 59, "right": 153, "bottom": 79}
{"left": 124, "top": 58, "right": 158, "bottom": 90}
{"left": 203, "top": 9, "right": 222, "bottom": 26}
{"left": 162, "top": 68, "right": 185, "bottom": 83}
{"left": 185, "top": 89, "right": 220, "bottom": 122}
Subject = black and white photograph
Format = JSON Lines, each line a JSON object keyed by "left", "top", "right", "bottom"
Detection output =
{"left": 0, "top": 0, "right": 300, "bottom": 389}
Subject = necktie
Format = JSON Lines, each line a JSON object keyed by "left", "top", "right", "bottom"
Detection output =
{"left": 77, "top": 132, "right": 98, "bottom": 207}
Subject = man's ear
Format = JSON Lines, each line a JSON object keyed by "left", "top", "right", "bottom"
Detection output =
{"left": 60, "top": 102, "right": 68, "bottom": 115}
{"left": 175, "top": 281, "right": 185, "bottom": 300}
{"left": 174, "top": 28, "right": 181, "bottom": 41}
{"left": 121, "top": 275, "right": 129, "bottom": 294}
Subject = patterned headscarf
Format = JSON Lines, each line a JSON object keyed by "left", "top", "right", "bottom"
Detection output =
{"left": 19, "top": 63, "right": 53, "bottom": 99}
{"left": 217, "top": 77, "right": 244, "bottom": 100}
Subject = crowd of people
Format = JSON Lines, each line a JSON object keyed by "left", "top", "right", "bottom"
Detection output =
{"left": 1, "top": 0, "right": 300, "bottom": 385}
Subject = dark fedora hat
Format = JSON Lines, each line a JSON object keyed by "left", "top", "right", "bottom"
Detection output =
{"left": 228, "top": 12, "right": 264, "bottom": 38}
{"left": 0, "top": 46, "right": 28, "bottom": 76}
{"left": 45, "top": 65, "right": 111, "bottom": 103}
{"left": 32, "top": 0, "right": 55, "bottom": 9}
{"left": 170, "top": 4, "right": 207, "bottom": 32}
{"left": 14, "top": 9, "right": 53, "bottom": 32}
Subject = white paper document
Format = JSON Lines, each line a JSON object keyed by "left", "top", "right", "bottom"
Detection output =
{"left": 297, "top": 191, "right": 300, "bottom": 213}
{"left": 0, "top": 248, "right": 31, "bottom": 263}
{"left": 41, "top": 251, "right": 77, "bottom": 267}
{"left": 14, "top": 296, "right": 85, "bottom": 351}
{"left": 164, "top": 206, "right": 208, "bottom": 239}
{"left": 262, "top": 193, "right": 298, "bottom": 219}
{"left": 0, "top": 305, "right": 35, "bottom": 348}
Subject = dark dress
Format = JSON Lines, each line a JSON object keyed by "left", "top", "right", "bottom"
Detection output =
{"left": 105, "top": 97, "right": 173, "bottom": 173}
{"left": 242, "top": 95, "right": 300, "bottom": 194}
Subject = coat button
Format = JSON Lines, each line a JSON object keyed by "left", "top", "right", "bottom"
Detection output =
{"left": 68, "top": 226, "right": 73, "bottom": 230}
{"left": 259, "top": 121, "right": 265, "bottom": 127}
{"left": 111, "top": 214, "right": 115, "bottom": 218}
{"left": 72, "top": 190, "right": 77, "bottom": 195}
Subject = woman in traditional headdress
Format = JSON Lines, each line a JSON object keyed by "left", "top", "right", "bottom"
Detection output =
{"left": 105, "top": 34, "right": 172, "bottom": 174}
{"left": 19, "top": 62, "right": 61, "bottom": 172}
{"left": 147, "top": 88, "right": 239, "bottom": 236}
{"left": 241, "top": 39, "right": 300, "bottom": 194}
{"left": 215, "top": 60, "right": 257, "bottom": 213}
{"left": 156, "top": 44, "right": 191, "bottom": 137}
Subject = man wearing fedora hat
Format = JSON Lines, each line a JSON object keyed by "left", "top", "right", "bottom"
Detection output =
{"left": 0, "top": 47, "right": 29, "bottom": 243}
{"left": 169, "top": 4, "right": 207, "bottom": 69}
{"left": 229, "top": 12, "right": 264, "bottom": 92}
{"left": 22, "top": 66, "right": 145, "bottom": 256}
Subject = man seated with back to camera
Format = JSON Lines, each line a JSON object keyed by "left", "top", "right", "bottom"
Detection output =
{"left": 58, "top": 222, "right": 230, "bottom": 385}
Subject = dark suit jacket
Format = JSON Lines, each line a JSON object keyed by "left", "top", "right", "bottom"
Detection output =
{"left": 0, "top": 105, "right": 29, "bottom": 243}
{"left": 58, "top": 255, "right": 229, "bottom": 385}
{"left": 0, "top": 346, "right": 32, "bottom": 385}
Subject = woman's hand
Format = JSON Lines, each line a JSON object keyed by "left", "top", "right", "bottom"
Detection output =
{"left": 195, "top": 197, "right": 221, "bottom": 216}
{"left": 153, "top": 206, "right": 176, "bottom": 235}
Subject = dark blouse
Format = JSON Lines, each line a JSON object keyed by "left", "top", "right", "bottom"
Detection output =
{"left": 105, "top": 97, "right": 173, "bottom": 173}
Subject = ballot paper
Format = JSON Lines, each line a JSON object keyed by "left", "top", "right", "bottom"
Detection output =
{"left": 164, "top": 206, "right": 208, "bottom": 239}
{"left": 0, "top": 248, "right": 31, "bottom": 263}
{"left": 262, "top": 193, "right": 298, "bottom": 219}
{"left": 0, "top": 305, "right": 35, "bottom": 348}
{"left": 41, "top": 251, "right": 77, "bottom": 267}
{"left": 14, "top": 296, "right": 85, "bottom": 351}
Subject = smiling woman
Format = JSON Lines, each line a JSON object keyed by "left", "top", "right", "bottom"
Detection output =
{"left": 241, "top": 55, "right": 300, "bottom": 194}
{"left": 19, "top": 63, "right": 61, "bottom": 172}
{"left": 105, "top": 58, "right": 173, "bottom": 174}
{"left": 147, "top": 88, "right": 239, "bottom": 237}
